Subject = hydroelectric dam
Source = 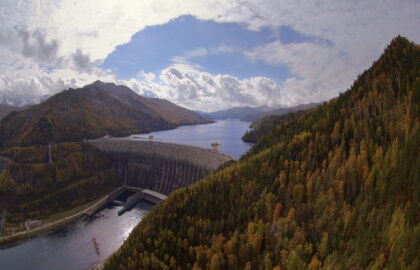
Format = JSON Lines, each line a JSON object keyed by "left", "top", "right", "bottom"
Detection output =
{"left": 87, "top": 139, "right": 235, "bottom": 211}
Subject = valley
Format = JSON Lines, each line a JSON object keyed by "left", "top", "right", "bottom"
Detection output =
{"left": 0, "top": 4, "right": 418, "bottom": 267}
{"left": 104, "top": 37, "right": 420, "bottom": 269}
{"left": 0, "top": 119, "right": 250, "bottom": 270}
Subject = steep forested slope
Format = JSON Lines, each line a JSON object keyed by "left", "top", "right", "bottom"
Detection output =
{"left": 91, "top": 81, "right": 212, "bottom": 125}
{"left": 0, "top": 81, "right": 211, "bottom": 148}
{"left": 0, "top": 143, "right": 120, "bottom": 225}
{"left": 146, "top": 98, "right": 212, "bottom": 125}
{"left": 241, "top": 103, "right": 319, "bottom": 122}
{"left": 242, "top": 110, "right": 310, "bottom": 143}
{"left": 104, "top": 36, "right": 420, "bottom": 269}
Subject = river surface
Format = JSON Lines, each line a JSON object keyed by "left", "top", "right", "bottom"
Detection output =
{"left": 0, "top": 119, "right": 252, "bottom": 270}
{"left": 0, "top": 202, "right": 153, "bottom": 270}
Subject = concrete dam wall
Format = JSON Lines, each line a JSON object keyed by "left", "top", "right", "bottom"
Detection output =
{"left": 88, "top": 139, "right": 234, "bottom": 195}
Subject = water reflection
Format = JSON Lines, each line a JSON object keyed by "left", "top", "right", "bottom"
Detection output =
{"left": 0, "top": 201, "right": 153, "bottom": 270}
{"left": 129, "top": 119, "right": 253, "bottom": 158}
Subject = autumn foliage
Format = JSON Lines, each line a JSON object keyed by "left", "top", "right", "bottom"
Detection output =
{"left": 104, "top": 36, "right": 420, "bottom": 269}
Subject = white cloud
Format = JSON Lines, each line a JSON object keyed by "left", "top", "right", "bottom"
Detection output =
{"left": 117, "top": 66, "right": 306, "bottom": 111}
{"left": 0, "top": 0, "right": 419, "bottom": 109}
{"left": 170, "top": 56, "right": 203, "bottom": 73}
{"left": 244, "top": 41, "right": 356, "bottom": 103}
{"left": 184, "top": 48, "right": 208, "bottom": 58}
{"left": 136, "top": 70, "right": 156, "bottom": 83}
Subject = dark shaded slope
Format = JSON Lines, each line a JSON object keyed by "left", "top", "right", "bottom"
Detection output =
{"left": 0, "top": 85, "right": 172, "bottom": 147}
{"left": 0, "top": 104, "right": 23, "bottom": 119}
{"left": 146, "top": 98, "right": 212, "bottom": 125}
{"left": 104, "top": 36, "right": 420, "bottom": 269}
{"left": 242, "top": 110, "right": 309, "bottom": 143}
{"left": 0, "top": 82, "right": 211, "bottom": 148}
{"left": 89, "top": 81, "right": 212, "bottom": 125}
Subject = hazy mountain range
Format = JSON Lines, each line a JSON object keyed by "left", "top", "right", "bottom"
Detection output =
{"left": 0, "top": 104, "right": 24, "bottom": 119}
{"left": 199, "top": 103, "right": 319, "bottom": 121}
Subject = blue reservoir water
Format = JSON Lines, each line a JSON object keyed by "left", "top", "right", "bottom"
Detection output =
{"left": 129, "top": 119, "right": 252, "bottom": 158}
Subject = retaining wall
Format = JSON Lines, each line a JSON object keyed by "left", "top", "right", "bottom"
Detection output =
{"left": 88, "top": 139, "right": 234, "bottom": 195}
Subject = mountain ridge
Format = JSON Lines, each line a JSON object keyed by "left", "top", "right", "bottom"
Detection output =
{"left": 200, "top": 103, "right": 318, "bottom": 122}
{"left": 0, "top": 81, "right": 211, "bottom": 148}
{"left": 199, "top": 106, "right": 272, "bottom": 120}
{"left": 241, "top": 102, "right": 319, "bottom": 122}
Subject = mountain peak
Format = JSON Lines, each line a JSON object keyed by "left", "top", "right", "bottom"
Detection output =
{"left": 86, "top": 80, "right": 117, "bottom": 89}
{"left": 0, "top": 82, "right": 211, "bottom": 147}
{"left": 388, "top": 35, "right": 411, "bottom": 48}
{"left": 381, "top": 35, "right": 416, "bottom": 58}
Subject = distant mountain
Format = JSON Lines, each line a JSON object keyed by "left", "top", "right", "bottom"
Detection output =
{"left": 201, "top": 106, "right": 272, "bottom": 120}
{"left": 0, "top": 81, "right": 211, "bottom": 147}
{"left": 0, "top": 104, "right": 24, "bottom": 119}
{"left": 89, "top": 81, "right": 211, "bottom": 125}
{"left": 201, "top": 103, "right": 318, "bottom": 121}
{"left": 241, "top": 102, "right": 319, "bottom": 121}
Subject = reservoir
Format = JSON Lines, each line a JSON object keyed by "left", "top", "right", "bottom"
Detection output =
{"left": 0, "top": 119, "right": 252, "bottom": 270}
{"left": 128, "top": 119, "right": 252, "bottom": 158}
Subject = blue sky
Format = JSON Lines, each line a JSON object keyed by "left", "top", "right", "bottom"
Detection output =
{"left": 101, "top": 15, "right": 325, "bottom": 83}
{"left": 2, "top": 1, "right": 419, "bottom": 110}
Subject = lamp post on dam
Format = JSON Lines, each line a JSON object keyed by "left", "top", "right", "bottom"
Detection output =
{"left": 48, "top": 142, "right": 54, "bottom": 163}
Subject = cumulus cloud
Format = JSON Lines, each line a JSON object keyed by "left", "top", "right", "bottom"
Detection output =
{"left": 153, "top": 66, "right": 317, "bottom": 110}
{"left": 184, "top": 48, "right": 208, "bottom": 58}
{"left": 136, "top": 70, "right": 156, "bottom": 83}
{"left": 0, "top": 0, "right": 419, "bottom": 109}
{"left": 72, "top": 49, "right": 94, "bottom": 74}
{"left": 244, "top": 41, "right": 356, "bottom": 103}
{"left": 18, "top": 28, "right": 60, "bottom": 63}
{"left": 117, "top": 66, "right": 302, "bottom": 111}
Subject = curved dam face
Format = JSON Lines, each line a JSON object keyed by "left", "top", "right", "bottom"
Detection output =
{"left": 88, "top": 139, "right": 234, "bottom": 195}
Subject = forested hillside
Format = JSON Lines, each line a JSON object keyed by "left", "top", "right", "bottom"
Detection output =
{"left": 242, "top": 110, "right": 309, "bottom": 143}
{"left": 0, "top": 81, "right": 211, "bottom": 232}
{"left": 0, "top": 81, "right": 211, "bottom": 148}
{"left": 241, "top": 103, "right": 318, "bottom": 122}
{"left": 90, "top": 81, "right": 212, "bottom": 126}
{"left": 0, "top": 143, "right": 120, "bottom": 226}
{"left": 104, "top": 36, "right": 420, "bottom": 269}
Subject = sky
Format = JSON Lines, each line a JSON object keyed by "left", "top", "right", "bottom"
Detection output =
{"left": 0, "top": 1, "right": 419, "bottom": 111}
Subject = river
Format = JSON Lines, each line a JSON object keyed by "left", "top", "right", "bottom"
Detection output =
{"left": 0, "top": 202, "right": 153, "bottom": 270}
{"left": 0, "top": 119, "right": 252, "bottom": 270}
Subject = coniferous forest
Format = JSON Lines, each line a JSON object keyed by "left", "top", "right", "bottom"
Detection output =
{"left": 104, "top": 37, "right": 419, "bottom": 269}
{"left": 0, "top": 143, "right": 120, "bottom": 224}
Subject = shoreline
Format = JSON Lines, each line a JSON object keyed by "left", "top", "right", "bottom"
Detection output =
{"left": 0, "top": 195, "right": 110, "bottom": 249}
{"left": 0, "top": 185, "right": 164, "bottom": 250}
